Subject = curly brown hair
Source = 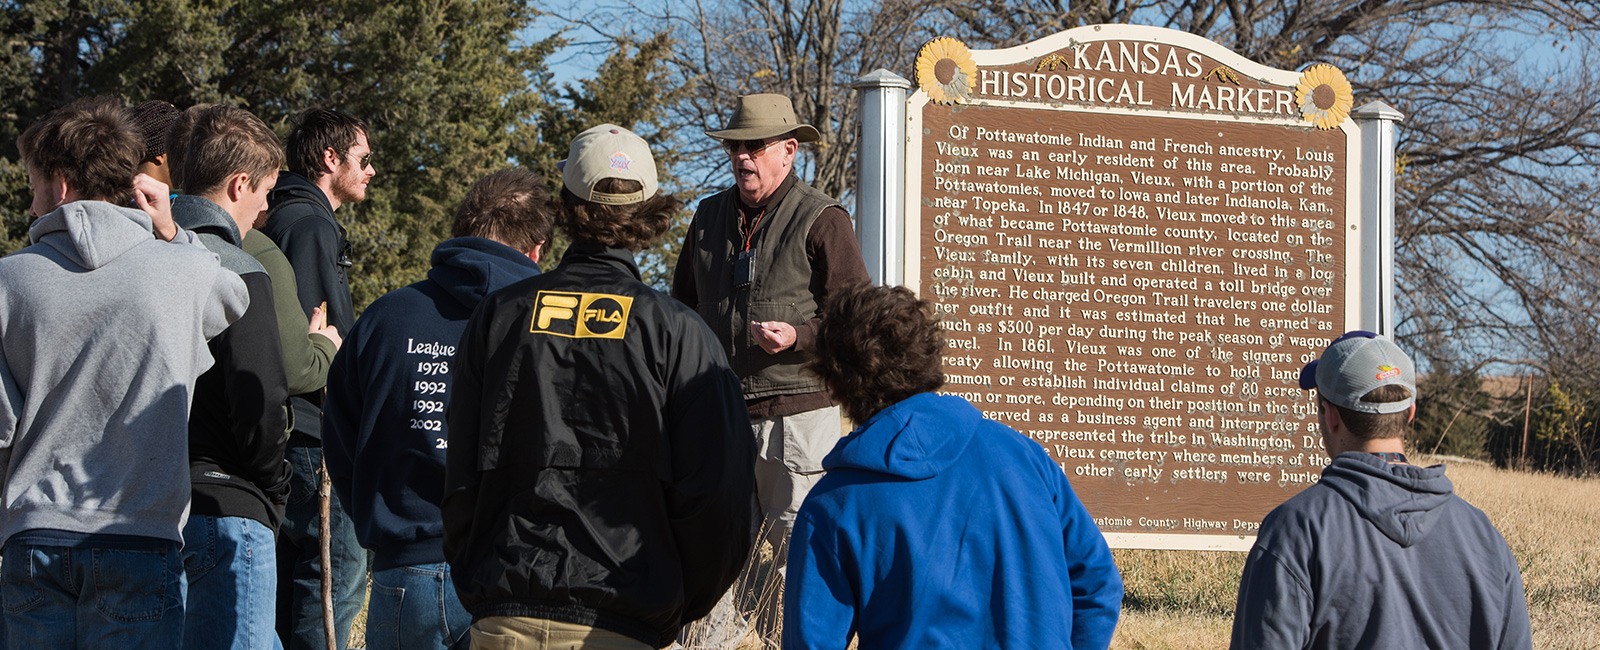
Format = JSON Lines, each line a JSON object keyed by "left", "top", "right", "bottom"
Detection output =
{"left": 558, "top": 178, "right": 681, "bottom": 251}
{"left": 807, "top": 283, "right": 946, "bottom": 423}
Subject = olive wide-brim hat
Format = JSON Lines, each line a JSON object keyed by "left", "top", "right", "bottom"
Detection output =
{"left": 705, "top": 94, "right": 821, "bottom": 143}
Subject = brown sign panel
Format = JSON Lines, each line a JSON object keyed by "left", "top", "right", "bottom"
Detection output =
{"left": 905, "top": 26, "right": 1361, "bottom": 549}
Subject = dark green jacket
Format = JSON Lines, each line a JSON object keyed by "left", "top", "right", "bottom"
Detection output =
{"left": 244, "top": 229, "right": 337, "bottom": 397}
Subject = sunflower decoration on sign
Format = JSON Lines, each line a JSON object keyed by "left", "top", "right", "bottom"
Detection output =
{"left": 1295, "top": 63, "right": 1354, "bottom": 130}
{"left": 916, "top": 37, "right": 978, "bottom": 105}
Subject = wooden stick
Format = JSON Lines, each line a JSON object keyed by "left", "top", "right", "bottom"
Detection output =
{"left": 318, "top": 334, "right": 336, "bottom": 650}
{"left": 319, "top": 457, "right": 336, "bottom": 649}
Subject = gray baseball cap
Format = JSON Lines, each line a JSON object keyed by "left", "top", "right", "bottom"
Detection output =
{"left": 1298, "top": 330, "right": 1416, "bottom": 414}
{"left": 560, "top": 123, "right": 658, "bottom": 206}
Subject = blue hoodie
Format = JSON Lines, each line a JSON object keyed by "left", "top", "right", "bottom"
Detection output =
{"left": 785, "top": 393, "right": 1123, "bottom": 650}
{"left": 1231, "top": 453, "right": 1531, "bottom": 650}
{"left": 322, "top": 237, "right": 539, "bottom": 570}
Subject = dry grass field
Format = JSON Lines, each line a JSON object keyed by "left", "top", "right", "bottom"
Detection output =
{"left": 1109, "top": 455, "right": 1600, "bottom": 650}
{"left": 346, "top": 456, "right": 1598, "bottom": 649}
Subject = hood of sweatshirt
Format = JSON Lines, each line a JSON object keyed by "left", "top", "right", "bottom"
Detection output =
{"left": 266, "top": 170, "right": 334, "bottom": 216}
{"left": 426, "top": 237, "right": 541, "bottom": 310}
{"left": 29, "top": 200, "right": 158, "bottom": 270}
{"left": 171, "top": 195, "right": 264, "bottom": 275}
{"left": 823, "top": 392, "right": 977, "bottom": 480}
{"left": 1318, "top": 452, "right": 1455, "bottom": 547}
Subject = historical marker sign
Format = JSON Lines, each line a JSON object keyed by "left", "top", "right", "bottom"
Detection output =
{"left": 904, "top": 25, "right": 1367, "bottom": 550}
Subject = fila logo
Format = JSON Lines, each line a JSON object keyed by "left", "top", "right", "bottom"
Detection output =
{"left": 531, "top": 291, "right": 633, "bottom": 339}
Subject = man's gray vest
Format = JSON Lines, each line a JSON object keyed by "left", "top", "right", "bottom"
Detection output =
{"left": 689, "top": 181, "right": 839, "bottom": 399}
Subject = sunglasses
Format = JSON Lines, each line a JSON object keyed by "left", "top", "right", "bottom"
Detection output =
{"left": 349, "top": 151, "right": 374, "bottom": 169}
{"left": 722, "top": 138, "right": 784, "bottom": 157}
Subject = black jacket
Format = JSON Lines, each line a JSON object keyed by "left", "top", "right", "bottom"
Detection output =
{"left": 443, "top": 243, "right": 755, "bottom": 648}
{"left": 172, "top": 196, "right": 292, "bottom": 530}
{"left": 262, "top": 171, "right": 354, "bottom": 439}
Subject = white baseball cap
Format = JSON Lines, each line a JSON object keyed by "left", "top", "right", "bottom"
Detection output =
{"left": 559, "top": 123, "right": 658, "bottom": 206}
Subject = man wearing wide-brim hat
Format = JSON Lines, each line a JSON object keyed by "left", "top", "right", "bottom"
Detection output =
{"left": 672, "top": 93, "right": 871, "bottom": 563}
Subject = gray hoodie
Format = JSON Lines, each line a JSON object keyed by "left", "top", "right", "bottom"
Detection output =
{"left": 1231, "top": 452, "right": 1532, "bottom": 650}
{"left": 0, "top": 200, "right": 248, "bottom": 545}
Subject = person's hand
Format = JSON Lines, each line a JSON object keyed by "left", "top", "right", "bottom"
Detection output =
{"left": 132, "top": 173, "right": 177, "bottom": 241}
{"left": 309, "top": 305, "right": 343, "bottom": 349}
{"left": 750, "top": 320, "right": 796, "bottom": 354}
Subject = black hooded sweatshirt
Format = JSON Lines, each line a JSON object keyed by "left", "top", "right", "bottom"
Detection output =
{"left": 261, "top": 171, "right": 354, "bottom": 440}
{"left": 322, "top": 237, "right": 540, "bottom": 571}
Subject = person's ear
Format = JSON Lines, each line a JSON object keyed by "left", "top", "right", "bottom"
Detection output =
{"left": 322, "top": 147, "right": 342, "bottom": 175}
{"left": 51, "top": 175, "right": 72, "bottom": 204}
{"left": 227, "top": 172, "right": 251, "bottom": 202}
{"left": 526, "top": 240, "right": 546, "bottom": 263}
{"left": 1406, "top": 403, "right": 1416, "bottom": 424}
{"left": 1320, "top": 399, "right": 1344, "bottom": 431}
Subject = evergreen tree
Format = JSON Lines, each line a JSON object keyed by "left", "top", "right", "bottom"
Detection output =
{"left": 2, "top": 0, "right": 682, "bottom": 300}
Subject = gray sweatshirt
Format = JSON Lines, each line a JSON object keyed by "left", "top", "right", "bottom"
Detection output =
{"left": 1231, "top": 452, "right": 1532, "bottom": 650}
{"left": 0, "top": 200, "right": 248, "bottom": 545}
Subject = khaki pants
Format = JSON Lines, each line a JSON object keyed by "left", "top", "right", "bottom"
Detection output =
{"left": 752, "top": 405, "right": 843, "bottom": 558}
{"left": 468, "top": 617, "right": 651, "bottom": 650}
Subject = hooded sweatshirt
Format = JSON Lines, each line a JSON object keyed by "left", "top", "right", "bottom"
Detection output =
{"left": 1230, "top": 452, "right": 1531, "bottom": 650}
{"left": 261, "top": 170, "right": 353, "bottom": 440}
{"left": 171, "top": 195, "right": 292, "bottom": 531}
{"left": 785, "top": 392, "right": 1123, "bottom": 650}
{"left": 322, "top": 237, "right": 540, "bottom": 570}
{"left": 0, "top": 200, "right": 247, "bottom": 546}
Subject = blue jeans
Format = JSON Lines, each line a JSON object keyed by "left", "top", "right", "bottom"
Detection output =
{"left": 183, "top": 515, "right": 283, "bottom": 650}
{"left": 366, "top": 564, "right": 471, "bottom": 650}
{"left": 1, "top": 541, "right": 186, "bottom": 649}
{"left": 276, "top": 442, "right": 368, "bottom": 650}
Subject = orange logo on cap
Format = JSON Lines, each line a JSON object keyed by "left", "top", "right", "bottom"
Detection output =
{"left": 1376, "top": 365, "right": 1400, "bottom": 380}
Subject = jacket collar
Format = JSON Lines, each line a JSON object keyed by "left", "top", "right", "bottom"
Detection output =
{"left": 268, "top": 171, "right": 336, "bottom": 219}
{"left": 171, "top": 195, "right": 242, "bottom": 246}
{"left": 559, "top": 241, "right": 642, "bottom": 281}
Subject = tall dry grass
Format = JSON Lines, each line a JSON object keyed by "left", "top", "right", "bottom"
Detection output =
{"left": 679, "top": 518, "right": 788, "bottom": 650}
{"left": 1109, "top": 455, "right": 1600, "bottom": 650}
{"left": 1445, "top": 458, "right": 1600, "bottom": 650}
